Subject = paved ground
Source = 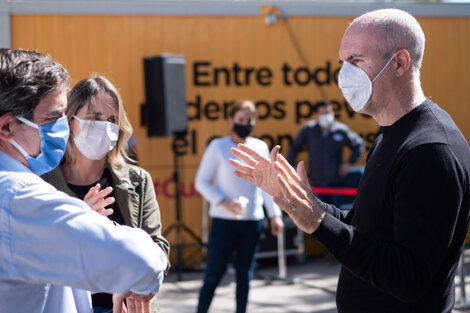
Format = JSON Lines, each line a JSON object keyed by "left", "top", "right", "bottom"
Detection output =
{"left": 158, "top": 250, "right": 470, "bottom": 313}
{"left": 158, "top": 256, "right": 339, "bottom": 313}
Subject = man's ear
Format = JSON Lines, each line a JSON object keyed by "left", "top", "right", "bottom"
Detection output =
{"left": 0, "top": 114, "right": 17, "bottom": 140}
{"left": 395, "top": 49, "right": 411, "bottom": 78}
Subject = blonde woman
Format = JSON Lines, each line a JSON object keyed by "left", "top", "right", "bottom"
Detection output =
{"left": 42, "top": 76, "right": 169, "bottom": 313}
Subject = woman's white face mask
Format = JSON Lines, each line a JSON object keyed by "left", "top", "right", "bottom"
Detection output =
{"left": 338, "top": 52, "right": 397, "bottom": 112}
{"left": 73, "top": 115, "right": 120, "bottom": 160}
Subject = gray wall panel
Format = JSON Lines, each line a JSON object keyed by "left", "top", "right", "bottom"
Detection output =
{"left": 3, "top": 1, "right": 470, "bottom": 17}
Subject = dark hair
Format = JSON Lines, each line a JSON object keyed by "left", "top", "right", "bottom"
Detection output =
{"left": 64, "top": 75, "right": 134, "bottom": 167}
{"left": 0, "top": 49, "right": 70, "bottom": 120}
{"left": 315, "top": 99, "right": 332, "bottom": 113}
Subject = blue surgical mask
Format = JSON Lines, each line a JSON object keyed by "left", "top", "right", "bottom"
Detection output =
{"left": 10, "top": 116, "right": 70, "bottom": 175}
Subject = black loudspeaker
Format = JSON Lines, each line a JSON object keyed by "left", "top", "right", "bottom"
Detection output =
{"left": 143, "top": 54, "right": 188, "bottom": 137}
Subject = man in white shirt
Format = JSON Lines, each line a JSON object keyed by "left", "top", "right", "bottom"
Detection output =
{"left": 0, "top": 48, "right": 167, "bottom": 313}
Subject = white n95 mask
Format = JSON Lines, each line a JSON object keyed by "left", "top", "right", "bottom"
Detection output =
{"left": 338, "top": 52, "right": 397, "bottom": 112}
{"left": 318, "top": 113, "right": 334, "bottom": 128}
{"left": 73, "top": 115, "right": 120, "bottom": 160}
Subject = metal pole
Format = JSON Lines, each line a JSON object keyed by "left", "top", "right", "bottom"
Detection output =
{"left": 277, "top": 226, "right": 287, "bottom": 279}
{"left": 459, "top": 249, "right": 467, "bottom": 305}
{"left": 173, "top": 150, "right": 183, "bottom": 282}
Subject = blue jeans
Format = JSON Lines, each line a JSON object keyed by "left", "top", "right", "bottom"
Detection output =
{"left": 197, "top": 218, "right": 264, "bottom": 313}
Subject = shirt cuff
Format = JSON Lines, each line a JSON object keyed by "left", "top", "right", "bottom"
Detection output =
{"left": 313, "top": 213, "right": 354, "bottom": 255}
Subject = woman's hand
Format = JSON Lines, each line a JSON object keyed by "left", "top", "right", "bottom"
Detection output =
{"left": 83, "top": 183, "right": 115, "bottom": 217}
{"left": 219, "top": 199, "right": 244, "bottom": 216}
{"left": 269, "top": 216, "right": 284, "bottom": 236}
{"left": 112, "top": 292, "right": 154, "bottom": 313}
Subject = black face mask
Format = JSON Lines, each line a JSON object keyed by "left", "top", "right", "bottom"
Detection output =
{"left": 233, "top": 123, "right": 254, "bottom": 139}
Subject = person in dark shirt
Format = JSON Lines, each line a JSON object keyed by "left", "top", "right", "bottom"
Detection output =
{"left": 287, "top": 100, "right": 364, "bottom": 206}
{"left": 229, "top": 8, "right": 470, "bottom": 313}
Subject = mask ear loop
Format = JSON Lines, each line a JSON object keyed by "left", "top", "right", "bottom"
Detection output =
{"left": 371, "top": 52, "right": 398, "bottom": 83}
{"left": 16, "top": 116, "right": 39, "bottom": 129}
{"left": 10, "top": 116, "right": 40, "bottom": 159}
{"left": 9, "top": 139, "right": 30, "bottom": 158}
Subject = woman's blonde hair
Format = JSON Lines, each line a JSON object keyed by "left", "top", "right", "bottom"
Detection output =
{"left": 63, "top": 75, "right": 134, "bottom": 167}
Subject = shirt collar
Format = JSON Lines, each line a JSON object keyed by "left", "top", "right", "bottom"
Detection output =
{"left": 0, "top": 150, "right": 33, "bottom": 173}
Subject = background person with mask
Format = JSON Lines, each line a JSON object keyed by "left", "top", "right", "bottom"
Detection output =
{"left": 194, "top": 100, "right": 284, "bottom": 313}
{"left": 230, "top": 8, "right": 470, "bottom": 313}
{"left": 0, "top": 49, "right": 167, "bottom": 313}
{"left": 287, "top": 99, "right": 364, "bottom": 207}
{"left": 41, "top": 76, "right": 170, "bottom": 313}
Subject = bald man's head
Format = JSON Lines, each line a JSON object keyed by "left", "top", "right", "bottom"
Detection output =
{"left": 350, "top": 9, "right": 425, "bottom": 70}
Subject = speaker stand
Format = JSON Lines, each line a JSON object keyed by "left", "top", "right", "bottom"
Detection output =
{"left": 163, "top": 133, "right": 205, "bottom": 281}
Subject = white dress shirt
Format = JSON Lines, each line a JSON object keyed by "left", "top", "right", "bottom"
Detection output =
{"left": 195, "top": 136, "right": 281, "bottom": 221}
{"left": 0, "top": 151, "right": 167, "bottom": 313}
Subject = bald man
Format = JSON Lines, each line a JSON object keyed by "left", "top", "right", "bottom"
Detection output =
{"left": 230, "top": 9, "right": 470, "bottom": 313}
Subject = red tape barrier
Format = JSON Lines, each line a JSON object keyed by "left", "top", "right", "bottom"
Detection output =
{"left": 312, "top": 187, "right": 358, "bottom": 196}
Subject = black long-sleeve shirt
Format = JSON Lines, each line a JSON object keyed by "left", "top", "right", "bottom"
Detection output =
{"left": 287, "top": 121, "right": 364, "bottom": 186}
{"left": 314, "top": 99, "right": 470, "bottom": 313}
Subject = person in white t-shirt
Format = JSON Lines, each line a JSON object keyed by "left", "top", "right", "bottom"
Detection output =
{"left": 195, "top": 100, "right": 284, "bottom": 313}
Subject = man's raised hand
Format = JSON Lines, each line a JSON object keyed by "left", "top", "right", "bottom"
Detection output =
{"left": 229, "top": 144, "right": 283, "bottom": 198}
